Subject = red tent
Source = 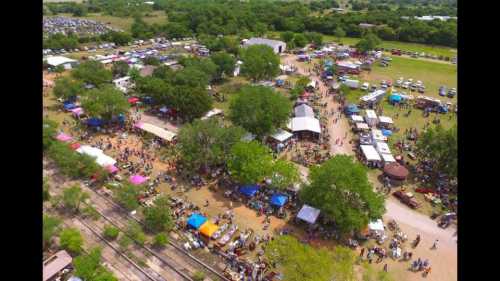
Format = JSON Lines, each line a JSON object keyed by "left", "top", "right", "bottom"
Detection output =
{"left": 128, "top": 97, "right": 140, "bottom": 104}
{"left": 70, "top": 143, "right": 81, "bottom": 150}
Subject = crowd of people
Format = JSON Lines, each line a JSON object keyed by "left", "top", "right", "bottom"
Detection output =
{"left": 43, "top": 17, "right": 117, "bottom": 37}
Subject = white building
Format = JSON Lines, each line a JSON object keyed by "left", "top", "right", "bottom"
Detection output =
{"left": 45, "top": 56, "right": 79, "bottom": 69}
{"left": 244, "top": 37, "right": 286, "bottom": 54}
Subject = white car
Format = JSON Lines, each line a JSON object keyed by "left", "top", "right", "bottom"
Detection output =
{"left": 402, "top": 82, "right": 410, "bottom": 89}
{"left": 361, "top": 82, "right": 370, "bottom": 91}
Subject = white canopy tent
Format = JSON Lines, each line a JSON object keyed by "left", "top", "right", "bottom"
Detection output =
{"left": 364, "top": 109, "right": 378, "bottom": 127}
{"left": 136, "top": 122, "right": 176, "bottom": 141}
{"left": 270, "top": 129, "right": 294, "bottom": 143}
{"left": 297, "top": 205, "right": 321, "bottom": 224}
{"left": 76, "top": 145, "right": 117, "bottom": 167}
{"left": 378, "top": 116, "right": 394, "bottom": 125}
{"left": 201, "top": 108, "right": 223, "bottom": 120}
{"left": 290, "top": 117, "right": 321, "bottom": 134}
{"left": 375, "top": 142, "right": 391, "bottom": 154}
{"left": 371, "top": 129, "right": 387, "bottom": 142}
{"left": 368, "top": 219, "right": 385, "bottom": 235}
{"left": 356, "top": 122, "right": 370, "bottom": 130}
{"left": 351, "top": 115, "right": 364, "bottom": 123}
{"left": 381, "top": 153, "right": 396, "bottom": 163}
{"left": 360, "top": 145, "right": 382, "bottom": 161}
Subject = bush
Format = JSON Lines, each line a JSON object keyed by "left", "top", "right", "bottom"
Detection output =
{"left": 192, "top": 271, "right": 205, "bottom": 281}
{"left": 103, "top": 226, "right": 120, "bottom": 240}
{"left": 153, "top": 233, "right": 168, "bottom": 247}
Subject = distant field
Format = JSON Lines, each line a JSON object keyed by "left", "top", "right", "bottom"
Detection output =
{"left": 268, "top": 31, "right": 457, "bottom": 58}
{"left": 49, "top": 12, "right": 168, "bottom": 31}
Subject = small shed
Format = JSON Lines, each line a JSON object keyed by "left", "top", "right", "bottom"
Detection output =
{"left": 43, "top": 250, "right": 73, "bottom": 281}
{"left": 268, "top": 129, "right": 294, "bottom": 152}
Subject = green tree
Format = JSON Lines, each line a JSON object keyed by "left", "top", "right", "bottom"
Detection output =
{"left": 74, "top": 247, "right": 119, "bottom": 281}
{"left": 265, "top": 235, "right": 335, "bottom": 281}
{"left": 280, "top": 31, "right": 295, "bottom": 44}
{"left": 103, "top": 226, "right": 120, "bottom": 240}
{"left": 293, "top": 33, "right": 308, "bottom": 48}
{"left": 253, "top": 22, "right": 268, "bottom": 37}
{"left": 43, "top": 215, "right": 61, "bottom": 249}
{"left": 152, "top": 65, "right": 174, "bottom": 80}
{"left": 300, "top": 155, "right": 386, "bottom": 234}
{"left": 331, "top": 246, "right": 357, "bottom": 281}
{"left": 355, "top": 33, "right": 382, "bottom": 53}
{"left": 362, "top": 262, "right": 394, "bottom": 281}
{"left": 118, "top": 235, "right": 132, "bottom": 250}
{"left": 62, "top": 184, "right": 89, "bottom": 213}
{"left": 270, "top": 160, "right": 300, "bottom": 190}
{"left": 228, "top": 141, "right": 274, "bottom": 184}
{"left": 210, "top": 52, "right": 236, "bottom": 80}
{"left": 43, "top": 119, "right": 58, "bottom": 150}
{"left": 105, "top": 31, "right": 132, "bottom": 46}
{"left": 229, "top": 85, "right": 292, "bottom": 139}
{"left": 416, "top": 124, "right": 457, "bottom": 179}
{"left": 134, "top": 76, "right": 172, "bottom": 104}
{"left": 115, "top": 183, "right": 143, "bottom": 211}
{"left": 112, "top": 61, "right": 130, "bottom": 78}
{"left": 72, "top": 60, "right": 113, "bottom": 86}
{"left": 179, "top": 57, "right": 218, "bottom": 83}
{"left": 55, "top": 65, "right": 65, "bottom": 73}
{"left": 334, "top": 27, "right": 346, "bottom": 43}
{"left": 53, "top": 77, "right": 84, "bottom": 100}
{"left": 170, "top": 85, "right": 213, "bottom": 122}
{"left": 81, "top": 85, "right": 130, "bottom": 121}
{"left": 143, "top": 196, "right": 174, "bottom": 233}
{"left": 126, "top": 221, "right": 147, "bottom": 246}
{"left": 59, "top": 227, "right": 84, "bottom": 255}
{"left": 192, "top": 271, "right": 206, "bottom": 281}
{"left": 153, "top": 233, "right": 169, "bottom": 248}
{"left": 177, "top": 119, "right": 245, "bottom": 171}
{"left": 46, "top": 141, "right": 103, "bottom": 179}
{"left": 240, "top": 45, "right": 280, "bottom": 81}
{"left": 305, "top": 32, "right": 323, "bottom": 46}
{"left": 143, "top": 56, "right": 161, "bottom": 66}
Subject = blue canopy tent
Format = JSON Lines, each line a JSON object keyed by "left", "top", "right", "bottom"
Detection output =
{"left": 382, "top": 129, "right": 392, "bottom": 137}
{"left": 276, "top": 79, "right": 285, "bottom": 86}
{"left": 389, "top": 94, "right": 402, "bottom": 104}
{"left": 270, "top": 194, "right": 288, "bottom": 207}
{"left": 87, "top": 118, "right": 103, "bottom": 127}
{"left": 142, "top": 96, "right": 154, "bottom": 105}
{"left": 63, "top": 103, "right": 77, "bottom": 110}
{"left": 344, "top": 104, "right": 360, "bottom": 115}
{"left": 187, "top": 213, "right": 207, "bottom": 230}
{"left": 239, "top": 185, "right": 260, "bottom": 197}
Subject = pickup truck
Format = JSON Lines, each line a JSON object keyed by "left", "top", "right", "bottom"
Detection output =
{"left": 393, "top": 191, "right": 421, "bottom": 209}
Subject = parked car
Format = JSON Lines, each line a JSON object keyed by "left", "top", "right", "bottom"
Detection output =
{"left": 439, "top": 86, "right": 447, "bottom": 96}
{"left": 393, "top": 191, "right": 421, "bottom": 209}
{"left": 417, "top": 86, "right": 425, "bottom": 93}
{"left": 386, "top": 80, "right": 393, "bottom": 87}
{"left": 361, "top": 82, "right": 370, "bottom": 91}
{"left": 402, "top": 82, "right": 410, "bottom": 89}
{"left": 370, "top": 85, "right": 378, "bottom": 91}
{"left": 447, "top": 88, "right": 457, "bottom": 98}
{"left": 379, "top": 61, "right": 389, "bottom": 67}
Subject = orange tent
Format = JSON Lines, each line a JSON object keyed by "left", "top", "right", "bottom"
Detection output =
{"left": 199, "top": 221, "right": 219, "bottom": 238}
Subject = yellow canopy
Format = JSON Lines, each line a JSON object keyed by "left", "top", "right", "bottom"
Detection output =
{"left": 199, "top": 221, "right": 219, "bottom": 238}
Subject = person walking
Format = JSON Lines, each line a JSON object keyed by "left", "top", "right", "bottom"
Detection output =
{"left": 424, "top": 266, "right": 432, "bottom": 277}
{"left": 383, "top": 264, "right": 388, "bottom": 272}
{"left": 432, "top": 239, "right": 439, "bottom": 249}
{"left": 360, "top": 247, "right": 365, "bottom": 257}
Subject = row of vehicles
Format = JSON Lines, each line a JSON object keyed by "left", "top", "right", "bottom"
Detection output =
{"left": 439, "top": 86, "right": 457, "bottom": 98}
{"left": 390, "top": 48, "right": 457, "bottom": 64}
{"left": 360, "top": 80, "right": 392, "bottom": 91}
{"left": 395, "top": 77, "right": 426, "bottom": 93}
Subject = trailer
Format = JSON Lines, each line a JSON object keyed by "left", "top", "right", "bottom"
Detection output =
{"left": 343, "top": 79, "right": 360, "bottom": 89}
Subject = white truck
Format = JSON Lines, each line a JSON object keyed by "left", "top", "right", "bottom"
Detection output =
{"left": 343, "top": 79, "right": 360, "bottom": 89}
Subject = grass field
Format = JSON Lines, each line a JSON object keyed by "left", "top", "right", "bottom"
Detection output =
{"left": 267, "top": 31, "right": 457, "bottom": 58}
{"left": 51, "top": 11, "right": 168, "bottom": 31}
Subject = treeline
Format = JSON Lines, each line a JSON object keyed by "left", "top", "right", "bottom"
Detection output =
{"left": 43, "top": 31, "right": 133, "bottom": 49}
{"left": 350, "top": 0, "right": 457, "bottom": 16}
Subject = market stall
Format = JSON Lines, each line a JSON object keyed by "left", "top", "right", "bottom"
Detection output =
{"left": 134, "top": 122, "right": 177, "bottom": 142}
{"left": 297, "top": 204, "right": 320, "bottom": 224}
{"left": 187, "top": 213, "right": 208, "bottom": 230}
{"left": 129, "top": 174, "right": 149, "bottom": 185}
{"left": 199, "top": 221, "right": 219, "bottom": 238}
{"left": 360, "top": 145, "right": 382, "bottom": 164}
{"left": 365, "top": 110, "right": 378, "bottom": 127}
{"left": 239, "top": 185, "right": 260, "bottom": 197}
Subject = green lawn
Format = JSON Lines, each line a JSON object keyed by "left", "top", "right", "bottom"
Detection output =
{"left": 49, "top": 11, "right": 168, "bottom": 31}
{"left": 267, "top": 31, "right": 456, "bottom": 58}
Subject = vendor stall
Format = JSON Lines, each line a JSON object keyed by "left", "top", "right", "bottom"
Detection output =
{"left": 56, "top": 132, "right": 72, "bottom": 142}
{"left": 368, "top": 219, "right": 385, "bottom": 236}
{"left": 134, "top": 122, "right": 177, "bottom": 142}
{"left": 350, "top": 115, "right": 364, "bottom": 123}
{"left": 378, "top": 116, "right": 394, "bottom": 129}
{"left": 239, "top": 185, "right": 260, "bottom": 197}
{"left": 129, "top": 174, "right": 148, "bottom": 185}
{"left": 355, "top": 122, "right": 370, "bottom": 132}
{"left": 375, "top": 142, "right": 391, "bottom": 155}
{"left": 360, "top": 145, "right": 382, "bottom": 164}
{"left": 344, "top": 104, "right": 360, "bottom": 115}
{"left": 76, "top": 145, "right": 116, "bottom": 167}
{"left": 268, "top": 129, "right": 294, "bottom": 152}
{"left": 199, "top": 221, "right": 219, "bottom": 238}
{"left": 381, "top": 153, "right": 396, "bottom": 163}
{"left": 297, "top": 204, "right": 320, "bottom": 224}
{"left": 364, "top": 110, "right": 378, "bottom": 127}
{"left": 270, "top": 194, "right": 288, "bottom": 207}
{"left": 187, "top": 213, "right": 207, "bottom": 230}
{"left": 371, "top": 129, "right": 387, "bottom": 142}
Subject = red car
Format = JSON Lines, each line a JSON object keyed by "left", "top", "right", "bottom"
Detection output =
{"left": 393, "top": 191, "right": 421, "bottom": 209}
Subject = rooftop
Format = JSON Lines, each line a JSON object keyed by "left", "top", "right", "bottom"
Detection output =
{"left": 245, "top": 37, "right": 285, "bottom": 48}
{"left": 43, "top": 250, "right": 72, "bottom": 281}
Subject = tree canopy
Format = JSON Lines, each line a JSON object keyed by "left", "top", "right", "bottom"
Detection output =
{"left": 210, "top": 52, "right": 237, "bottom": 80}
{"left": 228, "top": 141, "right": 274, "bottom": 185}
{"left": 300, "top": 155, "right": 386, "bottom": 234}
{"left": 115, "top": 183, "right": 144, "bottom": 211}
{"left": 53, "top": 77, "right": 85, "bottom": 100}
{"left": 43, "top": 215, "right": 61, "bottom": 249}
{"left": 177, "top": 119, "right": 245, "bottom": 171}
{"left": 143, "top": 195, "right": 174, "bottom": 233}
{"left": 111, "top": 60, "right": 130, "bottom": 78}
{"left": 61, "top": 184, "right": 89, "bottom": 213}
{"left": 73, "top": 247, "right": 118, "bottom": 281}
{"left": 270, "top": 160, "right": 300, "bottom": 190}
{"left": 72, "top": 61, "right": 113, "bottom": 87}
{"left": 416, "top": 124, "right": 457, "bottom": 179}
{"left": 355, "top": 33, "right": 382, "bottom": 53}
{"left": 229, "top": 85, "right": 292, "bottom": 139}
{"left": 240, "top": 45, "right": 280, "bottom": 81}
{"left": 81, "top": 85, "right": 130, "bottom": 121}
{"left": 59, "top": 227, "right": 84, "bottom": 255}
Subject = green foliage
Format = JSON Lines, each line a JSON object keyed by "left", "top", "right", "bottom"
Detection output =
{"left": 118, "top": 234, "right": 132, "bottom": 250}
{"left": 103, "top": 226, "right": 120, "bottom": 240}
{"left": 192, "top": 271, "right": 206, "bottom": 281}
{"left": 62, "top": 184, "right": 89, "bottom": 213}
{"left": 270, "top": 160, "right": 300, "bottom": 190}
{"left": 334, "top": 27, "right": 346, "bottom": 41}
{"left": 43, "top": 119, "right": 58, "bottom": 150}
{"left": 82, "top": 205, "right": 100, "bottom": 220}
{"left": 115, "top": 183, "right": 144, "bottom": 211}
{"left": 126, "top": 221, "right": 147, "bottom": 246}
{"left": 228, "top": 141, "right": 274, "bottom": 184}
{"left": 331, "top": 246, "right": 357, "bottom": 281}
{"left": 55, "top": 65, "right": 66, "bottom": 73}
{"left": 43, "top": 178, "right": 51, "bottom": 202}
{"left": 240, "top": 45, "right": 280, "bottom": 81}
{"left": 43, "top": 33, "right": 79, "bottom": 50}
{"left": 265, "top": 235, "right": 336, "bottom": 281}
{"left": 72, "top": 61, "right": 113, "bottom": 87}
{"left": 171, "top": 85, "right": 213, "bottom": 122}
{"left": 280, "top": 31, "right": 295, "bottom": 44}
{"left": 152, "top": 65, "right": 175, "bottom": 80}
{"left": 355, "top": 33, "right": 382, "bottom": 53}
{"left": 300, "top": 155, "right": 386, "bottom": 234}
{"left": 293, "top": 33, "right": 308, "bottom": 48}
{"left": 305, "top": 32, "right": 323, "bottom": 46}
{"left": 47, "top": 141, "right": 104, "bottom": 179}
{"left": 53, "top": 77, "right": 85, "bottom": 100}
{"left": 101, "top": 31, "right": 132, "bottom": 46}
{"left": 143, "top": 56, "right": 161, "bottom": 66}
{"left": 112, "top": 61, "right": 130, "bottom": 78}
{"left": 131, "top": 16, "right": 155, "bottom": 39}
{"left": 74, "top": 247, "right": 119, "bottom": 281}
{"left": 143, "top": 196, "right": 174, "bottom": 233}
{"left": 59, "top": 227, "right": 84, "bottom": 255}
{"left": 179, "top": 57, "right": 218, "bottom": 83}
{"left": 43, "top": 215, "right": 61, "bottom": 249}
{"left": 229, "top": 85, "right": 292, "bottom": 139}
{"left": 362, "top": 262, "right": 394, "bottom": 281}
{"left": 210, "top": 52, "right": 236, "bottom": 80}
{"left": 153, "top": 233, "right": 169, "bottom": 247}
{"left": 416, "top": 124, "right": 457, "bottom": 178}
{"left": 81, "top": 85, "right": 130, "bottom": 121}
{"left": 177, "top": 119, "right": 245, "bottom": 171}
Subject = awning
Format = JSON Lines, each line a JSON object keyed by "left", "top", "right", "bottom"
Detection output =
{"left": 201, "top": 108, "right": 223, "bottom": 120}
{"left": 345, "top": 104, "right": 359, "bottom": 114}
{"left": 297, "top": 204, "right": 320, "bottom": 224}
{"left": 375, "top": 142, "right": 391, "bottom": 154}
{"left": 382, "top": 129, "right": 392, "bottom": 136}
{"left": 70, "top": 107, "right": 84, "bottom": 116}
{"left": 239, "top": 185, "right": 260, "bottom": 197}
{"left": 199, "top": 221, "right": 219, "bottom": 238}
{"left": 270, "top": 129, "right": 293, "bottom": 143}
{"left": 70, "top": 143, "right": 81, "bottom": 150}
{"left": 368, "top": 219, "right": 384, "bottom": 233}
{"left": 270, "top": 194, "right": 288, "bottom": 207}
{"left": 135, "top": 122, "right": 177, "bottom": 141}
{"left": 360, "top": 145, "right": 381, "bottom": 161}
{"left": 129, "top": 175, "right": 148, "bottom": 185}
{"left": 378, "top": 116, "right": 394, "bottom": 124}
{"left": 356, "top": 122, "right": 369, "bottom": 130}
{"left": 76, "top": 145, "right": 116, "bottom": 167}
{"left": 187, "top": 213, "right": 207, "bottom": 230}
{"left": 63, "top": 103, "right": 77, "bottom": 110}
{"left": 56, "top": 133, "right": 72, "bottom": 142}
{"left": 290, "top": 117, "right": 321, "bottom": 134}
{"left": 106, "top": 165, "right": 119, "bottom": 174}
{"left": 381, "top": 153, "right": 396, "bottom": 163}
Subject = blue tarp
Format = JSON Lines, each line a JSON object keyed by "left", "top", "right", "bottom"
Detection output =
{"left": 87, "top": 118, "right": 103, "bottom": 127}
{"left": 142, "top": 96, "right": 154, "bottom": 104}
{"left": 389, "top": 94, "right": 402, "bottom": 103}
{"left": 63, "top": 103, "right": 77, "bottom": 110}
{"left": 276, "top": 79, "right": 284, "bottom": 86}
{"left": 187, "top": 213, "right": 207, "bottom": 229}
{"left": 345, "top": 104, "right": 360, "bottom": 115}
{"left": 270, "top": 194, "right": 288, "bottom": 207}
{"left": 239, "top": 185, "right": 260, "bottom": 197}
{"left": 438, "top": 105, "right": 448, "bottom": 113}
{"left": 382, "top": 129, "right": 393, "bottom": 136}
